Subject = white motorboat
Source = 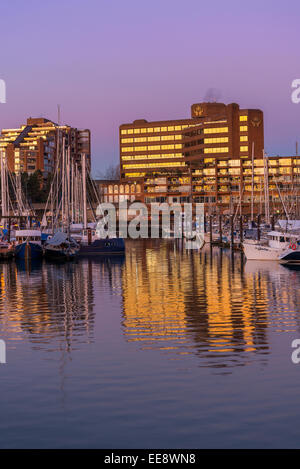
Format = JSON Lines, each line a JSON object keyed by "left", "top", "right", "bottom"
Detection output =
{"left": 243, "top": 231, "right": 299, "bottom": 261}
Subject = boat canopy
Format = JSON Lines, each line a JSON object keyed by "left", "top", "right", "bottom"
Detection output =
{"left": 278, "top": 220, "right": 300, "bottom": 230}
{"left": 15, "top": 230, "right": 41, "bottom": 238}
{"left": 267, "top": 231, "right": 298, "bottom": 238}
{"left": 46, "top": 232, "right": 68, "bottom": 246}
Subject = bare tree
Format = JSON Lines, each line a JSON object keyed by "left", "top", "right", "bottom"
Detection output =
{"left": 97, "top": 163, "right": 120, "bottom": 180}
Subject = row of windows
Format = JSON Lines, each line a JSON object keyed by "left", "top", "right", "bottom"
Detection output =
{"left": 120, "top": 124, "right": 198, "bottom": 135}
{"left": 122, "top": 144, "right": 183, "bottom": 152}
{"left": 204, "top": 147, "right": 229, "bottom": 154}
{"left": 204, "top": 137, "right": 229, "bottom": 144}
{"left": 203, "top": 127, "right": 228, "bottom": 134}
{"left": 121, "top": 134, "right": 182, "bottom": 143}
{"left": 122, "top": 153, "right": 183, "bottom": 160}
{"left": 123, "top": 162, "right": 185, "bottom": 169}
{"left": 106, "top": 184, "right": 142, "bottom": 194}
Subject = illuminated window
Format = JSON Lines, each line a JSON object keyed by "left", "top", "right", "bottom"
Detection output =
{"left": 122, "top": 147, "right": 133, "bottom": 152}
{"left": 127, "top": 129, "right": 133, "bottom": 134}
{"left": 134, "top": 137, "right": 147, "bottom": 142}
{"left": 148, "top": 145, "right": 161, "bottom": 151}
{"left": 135, "top": 146, "right": 147, "bottom": 152}
{"left": 204, "top": 127, "right": 229, "bottom": 134}
{"left": 148, "top": 136, "right": 160, "bottom": 142}
{"left": 240, "top": 136, "right": 248, "bottom": 142}
{"left": 228, "top": 160, "right": 240, "bottom": 167}
{"left": 204, "top": 137, "right": 229, "bottom": 144}
{"left": 279, "top": 158, "right": 292, "bottom": 165}
{"left": 121, "top": 129, "right": 127, "bottom": 135}
{"left": 229, "top": 168, "right": 240, "bottom": 175}
{"left": 154, "top": 127, "right": 160, "bottom": 133}
{"left": 134, "top": 129, "right": 140, "bottom": 134}
{"left": 240, "top": 146, "right": 248, "bottom": 152}
{"left": 240, "top": 126, "right": 248, "bottom": 132}
{"left": 168, "top": 126, "right": 175, "bottom": 131}
{"left": 175, "top": 126, "right": 181, "bottom": 131}
{"left": 204, "top": 147, "right": 228, "bottom": 154}
{"left": 239, "top": 115, "right": 248, "bottom": 121}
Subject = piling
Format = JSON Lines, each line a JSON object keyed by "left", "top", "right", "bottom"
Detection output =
{"left": 209, "top": 216, "right": 213, "bottom": 246}
{"left": 239, "top": 216, "right": 244, "bottom": 246}
{"left": 257, "top": 214, "right": 261, "bottom": 241}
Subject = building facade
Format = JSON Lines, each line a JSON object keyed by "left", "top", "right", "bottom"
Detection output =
{"left": 97, "top": 102, "right": 300, "bottom": 216}
{"left": 0, "top": 117, "right": 91, "bottom": 176}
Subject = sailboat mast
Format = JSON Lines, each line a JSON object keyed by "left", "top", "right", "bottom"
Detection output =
{"left": 1, "top": 150, "right": 8, "bottom": 225}
{"left": 251, "top": 142, "right": 254, "bottom": 222}
{"left": 82, "top": 153, "right": 87, "bottom": 229}
{"left": 263, "top": 150, "right": 270, "bottom": 224}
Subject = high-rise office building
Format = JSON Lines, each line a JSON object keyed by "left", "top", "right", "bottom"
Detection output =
{"left": 119, "top": 102, "right": 264, "bottom": 181}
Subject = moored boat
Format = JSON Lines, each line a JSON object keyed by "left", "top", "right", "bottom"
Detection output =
{"left": 0, "top": 241, "right": 14, "bottom": 260}
{"left": 44, "top": 232, "right": 79, "bottom": 261}
{"left": 14, "top": 230, "right": 43, "bottom": 260}
{"left": 279, "top": 243, "right": 300, "bottom": 264}
{"left": 243, "top": 231, "right": 299, "bottom": 261}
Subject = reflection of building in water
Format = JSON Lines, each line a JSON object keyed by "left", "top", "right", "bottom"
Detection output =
{"left": 122, "top": 240, "right": 187, "bottom": 345}
{"left": 121, "top": 241, "right": 300, "bottom": 366}
{"left": 0, "top": 260, "right": 97, "bottom": 350}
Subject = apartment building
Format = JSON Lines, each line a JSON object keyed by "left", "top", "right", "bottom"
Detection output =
{"left": 0, "top": 117, "right": 91, "bottom": 176}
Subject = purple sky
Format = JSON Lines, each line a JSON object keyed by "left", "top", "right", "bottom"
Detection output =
{"left": 1, "top": 0, "right": 300, "bottom": 174}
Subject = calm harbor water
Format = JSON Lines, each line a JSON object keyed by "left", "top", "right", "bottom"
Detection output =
{"left": 1, "top": 239, "right": 300, "bottom": 448}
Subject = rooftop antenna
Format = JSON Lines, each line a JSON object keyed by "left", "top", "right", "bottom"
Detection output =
{"left": 296, "top": 141, "right": 298, "bottom": 156}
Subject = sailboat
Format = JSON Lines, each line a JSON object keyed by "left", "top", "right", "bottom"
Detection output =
{"left": 71, "top": 154, "right": 125, "bottom": 256}
{"left": 0, "top": 150, "right": 40, "bottom": 260}
{"left": 44, "top": 231, "right": 79, "bottom": 261}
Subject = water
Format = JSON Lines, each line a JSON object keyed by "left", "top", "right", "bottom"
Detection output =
{"left": 0, "top": 239, "right": 300, "bottom": 448}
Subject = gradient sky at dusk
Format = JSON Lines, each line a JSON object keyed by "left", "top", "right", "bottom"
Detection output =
{"left": 1, "top": 0, "right": 300, "bottom": 174}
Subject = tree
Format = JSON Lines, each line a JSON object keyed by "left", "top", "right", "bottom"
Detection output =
{"left": 97, "top": 163, "right": 120, "bottom": 180}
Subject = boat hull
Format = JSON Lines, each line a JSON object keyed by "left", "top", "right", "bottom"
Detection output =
{"left": 243, "top": 242, "right": 284, "bottom": 261}
{"left": 15, "top": 242, "right": 43, "bottom": 260}
{"left": 279, "top": 249, "right": 300, "bottom": 264}
{"left": 78, "top": 238, "right": 125, "bottom": 256}
{"left": 44, "top": 248, "right": 77, "bottom": 261}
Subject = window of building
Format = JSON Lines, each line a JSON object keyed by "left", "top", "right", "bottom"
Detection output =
{"left": 239, "top": 115, "right": 248, "bottom": 121}
{"left": 204, "top": 147, "right": 228, "bottom": 154}
{"left": 204, "top": 137, "right": 229, "bottom": 144}
{"left": 240, "top": 126, "right": 248, "bottom": 132}
{"left": 204, "top": 127, "right": 228, "bottom": 134}
{"left": 240, "top": 146, "right": 248, "bottom": 152}
{"left": 240, "top": 136, "right": 248, "bottom": 142}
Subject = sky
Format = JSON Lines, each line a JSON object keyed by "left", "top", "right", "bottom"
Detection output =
{"left": 1, "top": 0, "right": 300, "bottom": 175}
